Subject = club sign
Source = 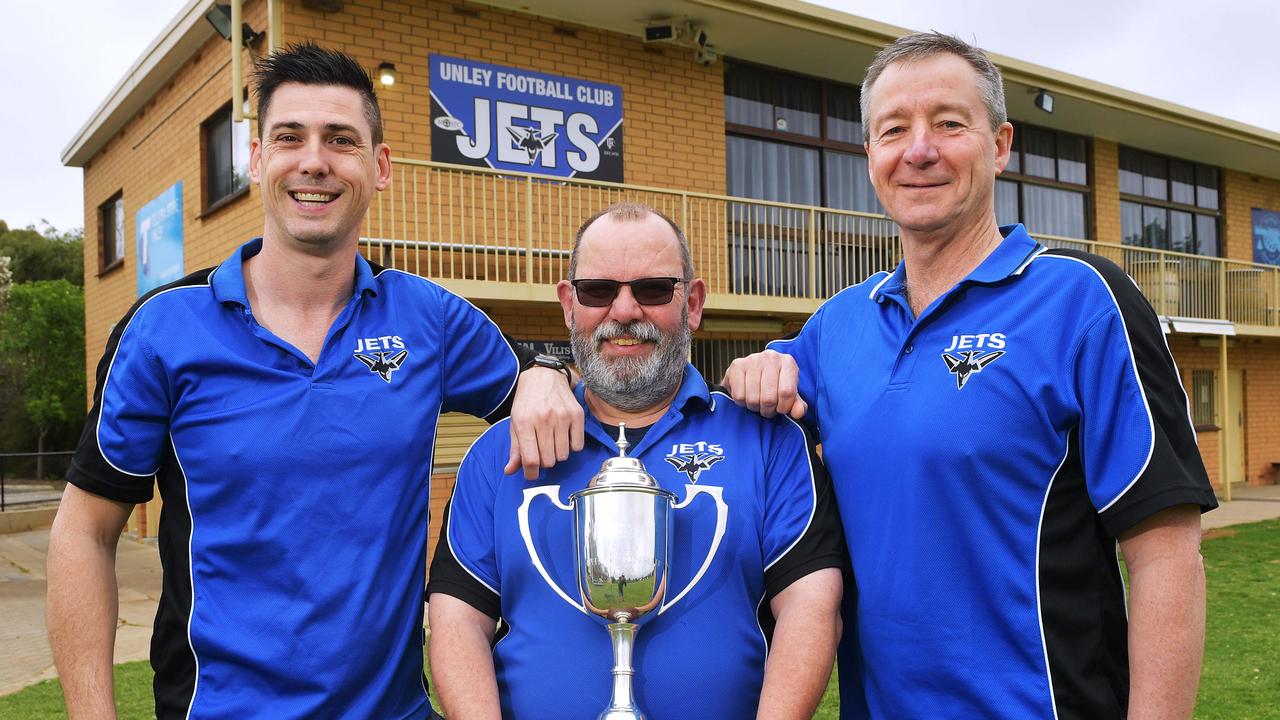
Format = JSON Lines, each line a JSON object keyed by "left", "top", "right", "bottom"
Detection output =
{"left": 429, "top": 54, "right": 624, "bottom": 181}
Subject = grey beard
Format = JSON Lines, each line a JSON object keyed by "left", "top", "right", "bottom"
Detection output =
{"left": 571, "top": 315, "right": 689, "bottom": 412}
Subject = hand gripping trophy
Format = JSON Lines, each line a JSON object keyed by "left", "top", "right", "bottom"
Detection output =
{"left": 519, "top": 425, "right": 728, "bottom": 720}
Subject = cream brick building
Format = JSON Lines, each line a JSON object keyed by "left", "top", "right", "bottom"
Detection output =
{"left": 64, "top": 0, "right": 1280, "bottom": 546}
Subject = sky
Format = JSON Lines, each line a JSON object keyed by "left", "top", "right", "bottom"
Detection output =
{"left": 1, "top": 0, "right": 1276, "bottom": 234}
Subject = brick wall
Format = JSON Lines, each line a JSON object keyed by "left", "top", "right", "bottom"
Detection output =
{"left": 81, "top": 3, "right": 270, "bottom": 401}
{"left": 1091, "top": 139, "right": 1121, "bottom": 244}
{"left": 283, "top": 0, "right": 725, "bottom": 194}
{"left": 1167, "top": 334, "right": 1280, "bottom": 489}
{"left": 1223, "top": 170, "right": 1280, "bottom": 262}
{"left": 81, "top": 0, "right": 727, "bottom": 380}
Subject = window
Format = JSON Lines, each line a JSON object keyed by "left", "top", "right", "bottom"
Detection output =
{"left": 692, "top": 338, "right": 769, "bottom": 383}
{"left": 1119, "top": 147, "right": 1220, "bottom": 256}
{"left": 99, "top": 192, "right": 125, "bottom": 271}
{"left": 994, "top": 123, "right": 1090, "bottom": 239}
{"left": 1191, "top": 369, "right": 1216, "bottom": 427}
{"left": 724, "top": 61, "right": 887, "bottom": 295}
{"left": 202, "top": 101, "right": 251, "bottom": 210}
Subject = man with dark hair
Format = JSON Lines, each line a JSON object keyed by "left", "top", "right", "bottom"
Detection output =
{"left": 724, "top": 32, "right": 1216, "bottom": 720}
{"left": 427, "top": 203, "right": 846, "bottom": 719}
{"left": 47, "top": 44, "right": 581, "bottom": 719}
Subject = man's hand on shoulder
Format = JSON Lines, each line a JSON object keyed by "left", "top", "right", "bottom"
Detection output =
{"left": 722, "top": 349, "right": 807, "bottom": 420}
{"left": 505, "top": 365, "right": 584, "bottom": 479}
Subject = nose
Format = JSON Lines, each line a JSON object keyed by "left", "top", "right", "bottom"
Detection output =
{"left": 607, "top": 285, "right": 645, "bottom": 324}
{"left": 298, "top": 138, "right": 330, "bottom": 177}
{"left": 903, "top": 125, "right": 940, "bottom": 168}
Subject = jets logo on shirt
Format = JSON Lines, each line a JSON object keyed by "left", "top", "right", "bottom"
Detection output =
{"left": 665, "top": 441, "right": 725, "bottom": 484}
{"left": 354, "top": 335, "right": 409, "bottom": 383}
{"left": 940, "top": 333, "right": 1006, "bottom": 390}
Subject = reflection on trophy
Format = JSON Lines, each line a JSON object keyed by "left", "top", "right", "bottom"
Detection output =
{"left": 518, "top": 425, "right": 729, "bottom": 720}
{"left": 573, "top": 425, "right": 672, "bottom": 720}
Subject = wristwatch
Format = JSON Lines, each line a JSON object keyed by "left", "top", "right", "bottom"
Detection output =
{"left": 529, "top": 353, "right": 573, "bottom": 385}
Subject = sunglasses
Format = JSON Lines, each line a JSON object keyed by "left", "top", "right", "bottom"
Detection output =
{"left": 570, "top": 277, "right": 687, "bottom": 307}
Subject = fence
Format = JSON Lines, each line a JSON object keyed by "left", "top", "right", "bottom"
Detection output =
{"left": 366, "top": 160, "right": 1280, "bottom": 329}
{"left": 0, "top": 451, "right": 73, "bottom": 511}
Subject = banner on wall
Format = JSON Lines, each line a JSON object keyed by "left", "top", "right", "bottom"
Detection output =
{"left": 429, "top": 54, "right": 623, "bottom": 181}
{"left": 1253, "top": 208, "right": 1280, "bottom": 266}
{"left": 136, "top": 182, "right": 184, "bottom": 296}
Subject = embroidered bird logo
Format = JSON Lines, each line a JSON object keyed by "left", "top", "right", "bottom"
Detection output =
{"left": 665, "top": 453, "right": 726, "bottom": 484}
{"left": 506, "top": 125, "right": 557, "bottom": 162}
{"left": 941, "top": 350, "right": 1004, "bottom": 390}
{"left": 354, "top": 350, "right": 409, "bottom": 383}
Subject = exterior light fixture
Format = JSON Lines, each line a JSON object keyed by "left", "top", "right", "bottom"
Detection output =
{"left": 204, "top": 4, "right": 263, "bottom": 45}
{"left": 378, "top": 62, "right": 398, "bottom": 87}
{"left": 1034, "top": 89, "right": 1054, "bottom": 114}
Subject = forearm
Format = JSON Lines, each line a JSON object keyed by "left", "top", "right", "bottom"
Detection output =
{"left": 46, "top": 513, "right": 123, "bottom": 719}
{"left": 757, "top": 569, "right": 842, "bottom": 720}
{"left": 1119, "top": 505, "right": 1207, "bottom": 720}
{"left": 1125, "top": 551, "right": 1206, "bottom": 719}
{"left": 428, "top": 595, "right": 501, "bottom": 720}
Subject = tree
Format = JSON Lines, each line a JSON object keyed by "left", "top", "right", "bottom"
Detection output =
{"left": 0, "top": 220, "right": 84, "bottom": 286}
{"left": 0, "top": 280, "right": 86, "bottom": 478}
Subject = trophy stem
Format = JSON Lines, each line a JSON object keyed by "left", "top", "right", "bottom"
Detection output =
{"left": 598, "top": 621, "right": 647, "bottom": 720}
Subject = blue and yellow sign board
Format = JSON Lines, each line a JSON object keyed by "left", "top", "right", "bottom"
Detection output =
{"left": 429, "top": 54, "right": 623, "bottom": 181}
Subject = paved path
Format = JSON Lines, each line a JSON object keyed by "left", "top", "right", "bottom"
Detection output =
{"left": 2, "top": 484, "right": 1279, "bottom": 698}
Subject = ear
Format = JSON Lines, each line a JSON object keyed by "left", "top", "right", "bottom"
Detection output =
{"left": 374, "top": 143, "right": 392, "bottom": 191}
{"left": 249, "top": 136, "right": 263, "bottom": 185}
{"left": 685, "top": 278, "right": 707, "bottom": 332}
{"left": 993, "top": 121, "right": 1014, "bottom": 175}
{"left": 556, "top": 279, "right": 576, "bottom": 329}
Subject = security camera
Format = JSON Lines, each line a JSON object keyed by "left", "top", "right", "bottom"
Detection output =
{"left": 694, "top": 45, "right": 718, "bottom": 66}
{"left": 644, "top": 24, "right": 676, "bottom": 42}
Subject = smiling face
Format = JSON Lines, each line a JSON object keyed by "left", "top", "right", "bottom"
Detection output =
{"left": 863, "top": 53, "right": 1012, "bottom": 239}
{"left": 249, "top": 83, "right": 391, "bottom": 254}
{"left": 557, "top": 211, "right": 706, "bottom": 412}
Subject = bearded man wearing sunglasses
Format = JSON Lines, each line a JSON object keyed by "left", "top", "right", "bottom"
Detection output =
{"left": 426, "top": 202, "right": 847, "bottom": 720}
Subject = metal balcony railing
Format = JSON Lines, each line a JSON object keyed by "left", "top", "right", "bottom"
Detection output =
{"left": 363, "top": 159, "right": 1280, "bottom": 329}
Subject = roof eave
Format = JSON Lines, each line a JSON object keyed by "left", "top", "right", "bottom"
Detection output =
{"left": 61, "top": 0, "right": 214, "bottom": 168}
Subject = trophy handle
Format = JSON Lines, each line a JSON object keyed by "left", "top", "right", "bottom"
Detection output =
{"left": 659, "top": 484, "right": 728, "bottom": 614}
{"left": 517, "top": 486, "right": 585, "bottom": 613}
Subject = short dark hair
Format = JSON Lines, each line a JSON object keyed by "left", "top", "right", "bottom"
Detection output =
{"left": 569, "top": 203, "right": 693, "bottom": 281}
{"left": 253, "top": 43, "right": 384, "bottom": 144}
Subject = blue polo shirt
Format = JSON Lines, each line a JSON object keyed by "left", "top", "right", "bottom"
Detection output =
{"left": 770, "top": 225, "right": 1216, "bottom": 719}
{"left": 427, "top": 365, "right": 846, "bottom": 719}
{"left": 68, "top": 239, "right": 522, "bottom": 720}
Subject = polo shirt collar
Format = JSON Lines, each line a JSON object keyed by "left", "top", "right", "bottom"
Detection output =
{"left": 871, "top": 223, "right": 1044, "bottom": 303}
{"left": 211, "top": 237, "right": 381, "bottom": 307}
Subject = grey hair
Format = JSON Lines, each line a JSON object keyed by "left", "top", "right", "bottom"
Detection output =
{"left": 860, "top": 31, "right": 1007, "bottom": 142}
{"left": 568, "top": 202, "right": 693, "bottom": 280}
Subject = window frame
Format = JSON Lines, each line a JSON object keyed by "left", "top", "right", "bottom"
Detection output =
{"left": 98, "top": 191, "right": 125, "bottom": 275}
{"left": 200, "top": 97, "right": 252, "bottom": 216}
{"left": 996, "top": 121, "right": 1093, "bottom": 239}
{"left": 1190, "top": 369, "right": 1218, "bottom": 430}
{"left": 1118, "top": 146, "right": 1222, "bottom": 256}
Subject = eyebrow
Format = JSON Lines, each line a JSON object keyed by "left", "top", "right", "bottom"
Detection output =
{"left": 873, "top": 101, "right": 978, "bottom": 126}
{"left": 267, "top": 121, "right": 365, "bottom": 138}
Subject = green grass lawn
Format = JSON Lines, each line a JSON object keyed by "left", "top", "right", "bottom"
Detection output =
{"left": 4, "top": 518, "right": 1276, "bottom": 719}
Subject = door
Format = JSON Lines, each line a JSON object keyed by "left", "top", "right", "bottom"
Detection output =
{"left": 1226, "top": 369, "right": 1246, "bottom": 486}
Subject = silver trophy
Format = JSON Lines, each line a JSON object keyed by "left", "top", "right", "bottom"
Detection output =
{"left": 519, "top": 425, "right": 728, "bottom": 720}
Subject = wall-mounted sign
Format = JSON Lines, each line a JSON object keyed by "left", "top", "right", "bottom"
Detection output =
{"left": 1253, "top": 208, "right": 1280, "bottom": 266}
{"left": 136, "top": 182, "right": 184, "bottom": 296}
{"left": 429, "top": 54, "right": 623, "bottom": 181}
{"left": 516, "top": 339, "right": 574, "bottom": 364}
